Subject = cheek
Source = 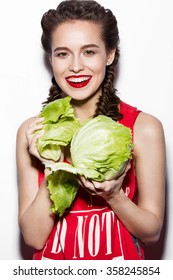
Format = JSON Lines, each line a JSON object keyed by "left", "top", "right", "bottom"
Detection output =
{"left": 51, "top": 60, "right": 67, "bottom": 75}
{"left": 90, "top": 56, "right": 107, "bottom": 74}
{"left": 94, "top": 61, "right": 107, "bottom": 78}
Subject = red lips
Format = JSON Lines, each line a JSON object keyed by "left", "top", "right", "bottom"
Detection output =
{"left": 65, "top": 75, "right": 92, "bottom": 88}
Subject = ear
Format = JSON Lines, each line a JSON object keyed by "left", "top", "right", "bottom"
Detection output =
{"left": 106, "top": 49, "right": 116, "bottom": 66}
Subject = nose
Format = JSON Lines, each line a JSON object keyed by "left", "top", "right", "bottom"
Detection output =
{"left": 69, "top": 54, "right": 84, "bottom": 72}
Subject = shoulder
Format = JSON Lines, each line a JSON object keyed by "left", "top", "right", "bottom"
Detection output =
{"left": 135, "top": 112, "right": 164, "bottom": 136}
{"left": 134, "top": 112, "right": 165, "bottom": 154}
{"left": 16, "top": 116, "right": 37, "bottom": 143}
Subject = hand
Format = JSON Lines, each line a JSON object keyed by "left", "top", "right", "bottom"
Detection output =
{"left": 26, "top": 117, "right": 45, "bottom": 161}
{"left": 77, "top": 161, "right": 131, "bottom": 200}
{"left": 26, "top": 117, "right": 64, "bottom": 162}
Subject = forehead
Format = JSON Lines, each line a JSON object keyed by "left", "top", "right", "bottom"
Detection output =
{"left": 51, "top": 20, "right": 104, "bottom": 48}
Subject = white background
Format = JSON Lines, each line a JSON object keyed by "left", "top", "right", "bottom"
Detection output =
{"left": 0, "top": 0, "right": 172, "bottom": 260}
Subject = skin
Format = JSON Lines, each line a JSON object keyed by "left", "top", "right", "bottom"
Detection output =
{"left": 16, "top": 20, "right": 166, "bottom": 250}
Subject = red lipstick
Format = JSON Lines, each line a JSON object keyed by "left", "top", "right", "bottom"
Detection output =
{"left": 65, "top": 75, "right": 92, "bottom": 88}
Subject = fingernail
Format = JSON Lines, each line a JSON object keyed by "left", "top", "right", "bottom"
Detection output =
{"left": 39, "top": 117, "right": 45, "bottom": 121}
{"left": 38, "top": 130, "right": 44, "bottom": 135}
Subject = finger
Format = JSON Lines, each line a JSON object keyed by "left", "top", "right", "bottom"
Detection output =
{"left": 122, "top": 161, "right": 131, "bottom": 177}
{"left": 33, "top": 130, "right": 44, "bottom": 142}
{"left": 27, "top": 124, "right": 44, "bottom": 136}
{"left": 27, "top": 117, "right": 44, "bottom": 134}
{"left": 77, "top": 176, "right": 98, "bottom": 194}
{"left": 76, "top": 178, "right": 83, "bottom": 187}
{"left": 44, "top": 167, "right": 52, "bottom": 177}
{"left": 92, "top": 181, "right": 113, "bottom": 194}
{"left": 27, "top": 130, "right": 44, "bottom": 156}
{"left": 26, "top": 129, "right": 44, "bottom": 146}
{"left": 36, "top": 117, "right": 45, "bottom": 122}
{"left": 58, "top": 147, "right": 65, "bottom": 162}
{"left": 126, "top": 161, "right": 131, "bottom": 172}
{"left": 28, "top": 117, "right": 44, "bottom": 127}
{"left": 91, "top": 181, "right": 102, "bottom": 191}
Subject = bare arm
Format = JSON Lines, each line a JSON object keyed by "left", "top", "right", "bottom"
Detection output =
{"left": 79, "top": 112, "right": 166, "bottom": 245}
{"left": 16, "top": 118, "right": 55, "bottom": 250}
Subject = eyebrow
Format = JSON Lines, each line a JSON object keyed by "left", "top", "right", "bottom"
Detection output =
{"left": 53, "top": 44, "right": 100, "bottom": 52}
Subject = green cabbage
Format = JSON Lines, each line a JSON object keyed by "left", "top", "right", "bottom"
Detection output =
{"left": 45, "top": 115, "right": 133, "bottom": 181}
{"left": 36, "top": 96, "right": 80, "bottom": 161}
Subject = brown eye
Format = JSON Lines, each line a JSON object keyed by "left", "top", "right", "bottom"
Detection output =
{"left": 84, "top": 50, "right": 95, "bottom": 56}
{"left": 56, "top": 52, "right": 68, "bottom": 58}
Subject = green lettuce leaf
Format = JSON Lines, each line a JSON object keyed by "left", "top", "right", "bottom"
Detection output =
{"left": 47, "top": 170, "right": 78, "bottom": 217}
{"left": 39, "top": 96, "right": 74, "bottom": 123}
{"left": 36, "top": 96, "right": 80, "bottom": 161}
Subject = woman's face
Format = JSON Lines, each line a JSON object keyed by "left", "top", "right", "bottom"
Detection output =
{"left": 50, "top": 20, "right": 115, "bottom": 102}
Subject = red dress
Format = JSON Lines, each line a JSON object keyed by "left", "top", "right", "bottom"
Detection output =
{"left": 33, "top": 101, "right": 144, "bottom": 260}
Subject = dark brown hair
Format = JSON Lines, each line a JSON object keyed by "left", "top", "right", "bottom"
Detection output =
{"left": 41, "top": 0, "right": 122, "bottom": 121}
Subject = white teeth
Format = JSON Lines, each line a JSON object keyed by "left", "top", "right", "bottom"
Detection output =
{"left": 67, "top": 77, "right": 90, "bottom": 83}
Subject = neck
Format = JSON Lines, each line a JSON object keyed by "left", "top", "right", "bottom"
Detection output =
{"left": 71, "top": 94, "right": 100, "bottom": 122}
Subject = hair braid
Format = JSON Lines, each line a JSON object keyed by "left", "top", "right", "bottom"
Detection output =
{"left": 42, "top": 77, "right": 62, "bottom": 107}
{"left": 94, "top": 59, "right": 122, "bottom": 121}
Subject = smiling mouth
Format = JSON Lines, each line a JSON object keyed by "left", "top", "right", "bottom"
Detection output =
{"left": 65, "top": 75, "right": 92, "bottom": 88}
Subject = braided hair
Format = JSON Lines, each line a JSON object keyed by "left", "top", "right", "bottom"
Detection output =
{"left": 41, "top": 0, "right": 122, "bottom": 121}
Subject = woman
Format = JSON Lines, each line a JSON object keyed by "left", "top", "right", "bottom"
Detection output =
{"left": 16, "top": 0, "right": 166, "bottom": 260}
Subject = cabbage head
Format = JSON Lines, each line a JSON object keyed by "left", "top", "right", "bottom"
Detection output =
{"left": 36, "top": 96, "right": 80, "bottom": 161}
{"left": 45, "top": 115, "right": 133, "bottom": 181}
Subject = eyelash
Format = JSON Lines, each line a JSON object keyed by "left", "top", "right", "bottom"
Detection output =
{"left": 84, "top": 50, "right": 96, "bottom": 56}
{"left": 55, "top": 50, "right": 96, "bottom": 58}
{"left": 56, "top": 52, "right": 68, "bottom": 57}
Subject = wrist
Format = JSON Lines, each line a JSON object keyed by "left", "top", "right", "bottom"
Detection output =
{"left": 106, "top": 188, "right": 126, "bottom": 206}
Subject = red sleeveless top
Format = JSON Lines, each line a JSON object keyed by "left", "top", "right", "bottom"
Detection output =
{"left": 33, "top": 101, "right": 144, "bottom": 260}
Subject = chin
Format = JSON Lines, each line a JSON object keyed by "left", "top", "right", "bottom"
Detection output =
{"left": 67, "top": 92, "right": 93, "bottom": 101}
